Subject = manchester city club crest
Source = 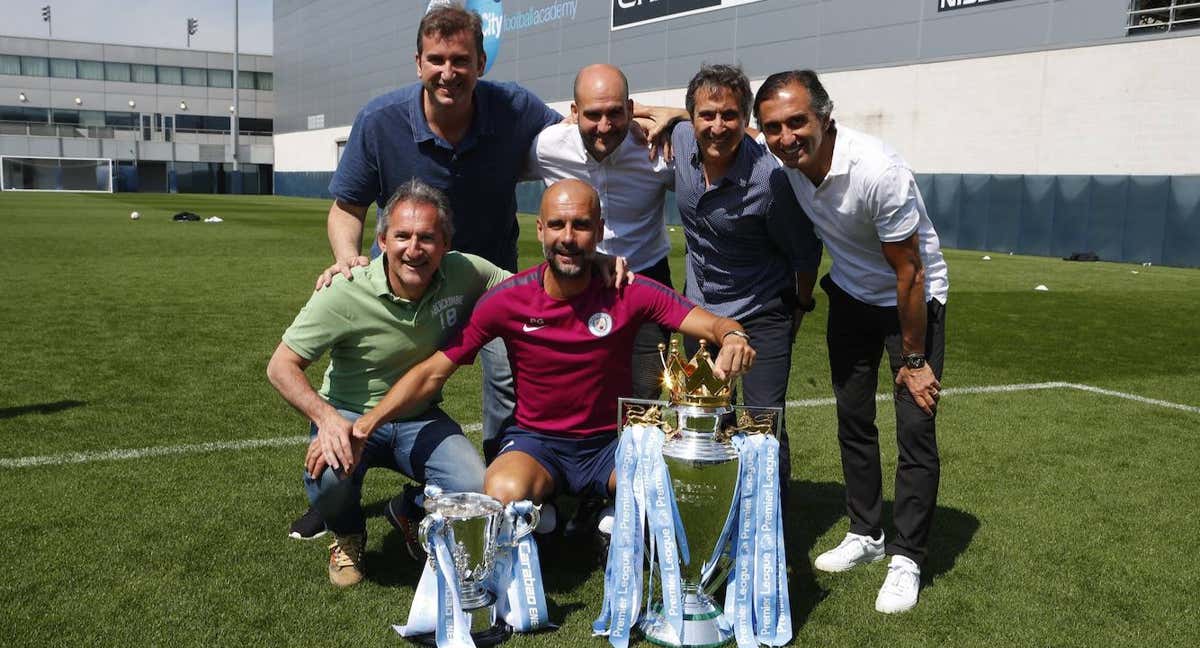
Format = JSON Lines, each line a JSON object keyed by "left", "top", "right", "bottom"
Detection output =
{"left": 587, "top": 312, "right": 613, "bottom": 337}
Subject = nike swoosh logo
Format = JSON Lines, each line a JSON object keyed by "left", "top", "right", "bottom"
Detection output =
{"left": 500, "top": 440, "right": 516, "bottom": 453}
{"left": 522, "top": 324, "right": 545, "bottom": 332}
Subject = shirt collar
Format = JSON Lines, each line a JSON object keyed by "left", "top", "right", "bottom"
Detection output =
{"left": 825, "top": 121, "right": 850, "bottom": 179}
{"left": 689, "top": 133, "right": 755, "bottom": 188}
{"left": 409, "top": 83, "right": 493, "bottom": 146}
{"left": 370, "top": 254, "right": 446, "bottom": 306}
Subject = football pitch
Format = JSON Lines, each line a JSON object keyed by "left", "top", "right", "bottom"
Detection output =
{"left": 1, "top": 192, "right": 1197, "bottom": 647}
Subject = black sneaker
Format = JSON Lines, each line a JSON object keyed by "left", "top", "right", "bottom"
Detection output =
{"left": 288, "top": 505, "right": 327, "bottom": 540}
{"left": 384, "top": 485, "right": 425, "bottom": 560}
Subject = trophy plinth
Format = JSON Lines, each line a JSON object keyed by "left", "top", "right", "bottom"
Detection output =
{"left": 412, "top": 492, "right": 512, "bottom": 647}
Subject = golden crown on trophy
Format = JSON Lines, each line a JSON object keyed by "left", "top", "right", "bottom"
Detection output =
{"left": 659, "top": 338, "right": 732, "bottom": 408}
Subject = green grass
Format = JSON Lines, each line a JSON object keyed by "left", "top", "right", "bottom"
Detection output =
{"left": 1, "top": 191, "right": 1198, "bottom": 647}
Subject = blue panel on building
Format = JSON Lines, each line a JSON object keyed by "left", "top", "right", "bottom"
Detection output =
{"left": 1018, "top": 175, "right": 1055, "bottom": 257}
{"left": 1123, "top": 175, "right": 1169, "bottom": 265}
{"left": 1164, "top": 176, "right": 1200, "bottom": 268}
{"left": 273, "top": 172, "right": 334, "bottom": 199}
{"left": 958, "top": 174, "right": 990, "bottom": 251}
{"left": 1088, "top": 175, "right": 1128, "bottom": 262}
{"left": 987, "top": 174, "right": 1022, "bottom": 253}
{"left": 1053, "top": 175, "right": 1090, "bottom": 258}
{"left": 930, "top": 173, "right": 962, "bottom": 249}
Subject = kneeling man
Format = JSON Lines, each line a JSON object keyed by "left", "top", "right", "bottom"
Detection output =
{"left": 352, "top": 179, "right": 755, "bottom": 513}
{"left": 267, "top": 179, "right": 504, "bottom": 587}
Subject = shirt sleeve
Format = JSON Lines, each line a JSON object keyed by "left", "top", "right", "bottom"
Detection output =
{"left": 869, "top": 165, "right": 922, "bottom": 243}
{"left": 521, "top": 128, "right": 548, "bottom": 182}
{"left": 632, "top": 277, "right": 696, "bottom": 330}
{"left": 327, "top": 107, "right": 379, "bottom": 206}
{"left": 440, "top": 287, "right": 503, "bottom": 366}
{"left": 280, "top": 285, "right": 350, "bottom": 362}
{"left": 766, "top": 168, "right": 823, "bottom": 273}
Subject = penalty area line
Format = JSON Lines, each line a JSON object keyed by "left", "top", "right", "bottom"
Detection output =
{"left": 2, "top": 383, "right": 1195, "bottom": 470}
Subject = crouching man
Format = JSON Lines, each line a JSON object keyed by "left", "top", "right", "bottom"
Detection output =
{"left": 267, "top": 179, "right": 503, "bottom": 587}
{"left": 351, "top": 179, "right": 756, "bottom": 528}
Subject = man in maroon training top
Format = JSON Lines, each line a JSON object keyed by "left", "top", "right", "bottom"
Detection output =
{"left": 349, "top": 179, "right": 756, "bottom": 505}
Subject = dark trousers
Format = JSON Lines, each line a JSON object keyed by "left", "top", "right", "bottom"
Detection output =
{"left": 685, "top": 302, "right": 795, "bottom": 502}
{"left": 630, "top": 256, "right": 673, "bottom": 401}
{"left": 822, "top": 274, "right": 945, "bottom": 565}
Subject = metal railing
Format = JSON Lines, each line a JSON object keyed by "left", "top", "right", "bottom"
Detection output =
{"left": 0, "top": 121, "right": 271, "bottom": 141}
{"left": 1127, "top": 0, "right": 1200, "bottom": 33}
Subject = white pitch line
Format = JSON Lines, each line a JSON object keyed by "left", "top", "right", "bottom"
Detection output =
{"left": 2, "top": 382, "right": 1194, "bottom": 469}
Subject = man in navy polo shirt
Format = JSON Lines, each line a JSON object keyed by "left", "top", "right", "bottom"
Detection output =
{"left": 291, "top": 4, "right": 561, "bottom": 540}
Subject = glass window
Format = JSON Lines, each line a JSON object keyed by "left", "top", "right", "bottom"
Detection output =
{"left": 0, "top": 55, "right": 20, "bottom": 76}
{"left": 79, "top": 110, "right": 106, "bottom": 127}
{"left": 52, "top": 109, "right": 80, "bottom": 125}
{"left": 77, "top": 60, "right": 104, "bottom": 80}
{"left": 204, "top": 115, "right": 231, "bottom": 132}
{"left": 175, "top": 114, "right": 203, "bottom": 130}
{"left": 238, "top": 71, "right": 256, "bottom": 90}
{"left": 21, "top": 56, "right": 49, "bottom": 77}
{"left": 104, "top": 62, "right": 131, "bottom": 82}
{"left": 105, "top": 111, "right": 136, "bottom": 128}
{"left": 49, "top": 58, "right": 77, "bottom": 78}
{"left": 256, "top": 72, "right": 273, "bottom": 91}
{"left": 157, "top": 65, "right": 181, "bottom": 85}
{"left": 131, "top": 64, "right": 156, "bottom": 83}
{"left": 0, "top": 105, "right": 26, "bottom": 121}
{"left": 208, "top": 68, "right": 233, "bottom": 88}
{"left": 182, "top": 67, "right": 207, "bottom": 86}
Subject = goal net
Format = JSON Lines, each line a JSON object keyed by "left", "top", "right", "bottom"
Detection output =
{"left": 1, "top": 156, "right": 114, "bottom": 193}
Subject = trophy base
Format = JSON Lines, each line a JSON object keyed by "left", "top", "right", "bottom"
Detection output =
{"left": 406, "top": 604, "right": 513, "bottom": 647}
{"left": 640, "top": 592, "right": 734, "bottom": 648}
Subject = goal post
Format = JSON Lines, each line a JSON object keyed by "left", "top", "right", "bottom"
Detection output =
{"left": 0, "top": 155, "right": 114, "bottom": 193}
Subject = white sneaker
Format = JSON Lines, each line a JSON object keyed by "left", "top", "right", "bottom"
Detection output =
{"left": 813, "top": 532, "right": 886, "bottom": 572}
{"left": 875, "top": 555, "right": 921, "bottom": 614}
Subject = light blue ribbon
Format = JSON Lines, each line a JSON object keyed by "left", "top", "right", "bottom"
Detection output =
{"left": 494, "top": 500, "right": 553, "bottom": 632}
{"left": 593, "top": 424, "right": 649, "bottom": 648}
{"left": 428, "top": 513, "right": 476, "bottom": 648}
{"left": 721, "top": 433, "right": 792, "bottom": 648}
{"left": 641, "top": 426, "right": 686, "bottom": 644}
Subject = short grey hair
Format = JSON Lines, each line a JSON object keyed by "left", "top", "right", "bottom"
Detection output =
{"left": 376, "top": 178, "right": 455, "bottom": 244}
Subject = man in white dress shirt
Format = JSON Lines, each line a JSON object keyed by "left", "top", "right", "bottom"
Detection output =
{"left": 754, "top": 69, "right": 950, "bottom": 615}
{"left": 526, "top": 63, "right": 676, "bottom": 401}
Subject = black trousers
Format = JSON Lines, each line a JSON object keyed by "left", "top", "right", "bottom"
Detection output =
{"left": 630, "top": 256, "right": 674, "bottom": 401}
{"left": 686, "top": 302, "right": 795, "bottom": 502}
{"left": 822, "top": 274, "right": 945, "bottom": 565}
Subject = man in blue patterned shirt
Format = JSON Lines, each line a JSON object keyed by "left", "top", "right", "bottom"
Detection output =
{"left": 670, "top": 64, "right": 822, "bottom": 499}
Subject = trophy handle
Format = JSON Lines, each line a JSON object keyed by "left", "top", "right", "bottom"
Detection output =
{"left": 509, "top": 505, "right": 540, "bottom": 544}
{"left": 418, "top": 514, "right": 438, "bottom": 553}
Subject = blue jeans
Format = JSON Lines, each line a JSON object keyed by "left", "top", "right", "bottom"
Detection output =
{"left": 303, "top": 406, "right": 485, "bottom": 535}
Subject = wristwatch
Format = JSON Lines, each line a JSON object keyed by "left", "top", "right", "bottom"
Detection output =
{"left": 902, "top": 353, "right": 926, "bottom": 370}
{"left": 723, "top": 330, "right": 751, "bottom": 343}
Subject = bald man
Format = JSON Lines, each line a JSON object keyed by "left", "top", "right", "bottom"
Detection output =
{"left": 350, "top": 179, "right": 756, "bottom": 506}
{"left": 525, "top": 63, "right": 678, "bottom": 402}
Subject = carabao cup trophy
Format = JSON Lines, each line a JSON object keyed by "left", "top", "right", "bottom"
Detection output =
{"left": 594, "top": 339, "right": 792, "bottom": 648}
{"left": 395, "top": 490, "right": 542, "bottom": 647}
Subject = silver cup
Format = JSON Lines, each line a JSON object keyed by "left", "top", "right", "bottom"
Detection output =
{"left": 413, "top": 492, "right": 538, "bottom": 647}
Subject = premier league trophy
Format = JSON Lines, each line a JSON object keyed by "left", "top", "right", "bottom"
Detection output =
{"left": 594, "top": 339, "right": 791, "bottom": 648}
{"left": 402, "top": 491, "right": 540, "bottom": 647}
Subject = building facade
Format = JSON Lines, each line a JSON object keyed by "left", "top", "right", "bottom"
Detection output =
{"left": 0, "top": 36, "right": 274, "bottom": 194}
{"left": 274, "top": 0, "right": 1200, "bottom": 266}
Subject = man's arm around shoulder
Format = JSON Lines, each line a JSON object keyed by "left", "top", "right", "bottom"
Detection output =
{"left": 316, "top": 199, "right": 371, "bottom": 291}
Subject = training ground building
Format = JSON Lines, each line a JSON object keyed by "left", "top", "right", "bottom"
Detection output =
{"left": 0, "top": 36, "right": 274, "bottom": 194}
{"left": 274, "top": 0, "right": 1200, "bottom": 267}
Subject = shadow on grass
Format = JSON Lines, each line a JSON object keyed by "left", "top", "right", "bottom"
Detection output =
{"left": 0, "top": 400, "right": 86, "bottom": 419}
{"left": 786, "top": 481, "right": 980, "bottom": 620}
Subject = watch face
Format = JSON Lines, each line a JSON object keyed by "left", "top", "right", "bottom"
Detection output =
{"left": 905, "top": 355, "right": 926, "bottom": 369}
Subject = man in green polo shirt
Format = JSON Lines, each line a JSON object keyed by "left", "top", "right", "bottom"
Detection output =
{"left": 267, "top": 179, "right": 505, "bottom": 587}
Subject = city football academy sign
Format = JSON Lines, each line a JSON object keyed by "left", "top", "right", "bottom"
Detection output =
{"left": 612, "top": 0, "right": 768, "bottom": 31}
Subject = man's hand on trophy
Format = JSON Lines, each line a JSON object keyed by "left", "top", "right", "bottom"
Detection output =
{"left": 713, "top": 334, "right": 756, "bottom": 380}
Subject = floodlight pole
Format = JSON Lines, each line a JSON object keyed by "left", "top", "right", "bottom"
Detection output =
{"left": 42, "top": 5, "right": 52, "bottom": 38}
{"left": 231, "top": 0, "right": 241, "bottom": 193}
